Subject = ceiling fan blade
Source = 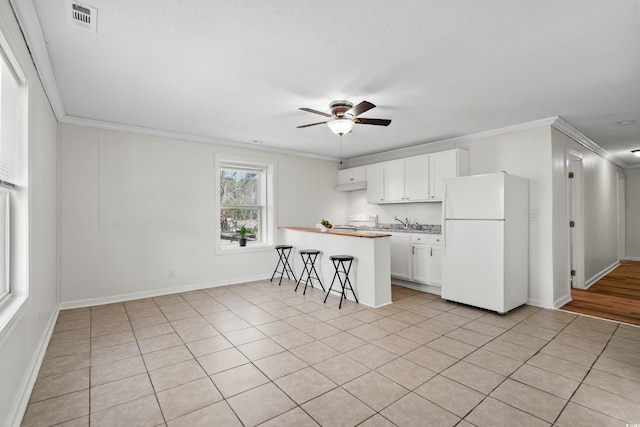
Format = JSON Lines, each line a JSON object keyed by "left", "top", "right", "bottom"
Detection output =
{"left": 348, "top": 101, "right": 376, "bottom": 117}
{"left": 354, "top": 117, "right": 391, "bottom": 126}
{"left": 299, "top": 107, "right": 332, "bottom": 118}
{"left": 297, "top": 121, "right": 328, "bottom": 128}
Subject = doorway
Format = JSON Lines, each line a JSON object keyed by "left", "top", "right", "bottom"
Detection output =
{"left": 566, "top": 150, "right": 585, "bottom": 290}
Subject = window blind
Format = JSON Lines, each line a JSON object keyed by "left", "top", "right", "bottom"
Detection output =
{"left": 0, "top": 50, "right": 27, "bottom": 188}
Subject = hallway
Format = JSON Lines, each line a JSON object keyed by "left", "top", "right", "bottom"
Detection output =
{"left": 560, "top": 260, "right": 640, "bottom": 326}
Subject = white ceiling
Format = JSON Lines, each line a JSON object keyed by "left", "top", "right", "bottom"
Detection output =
{"left": 12, "top": 0, "right": 640, "bottom": 165}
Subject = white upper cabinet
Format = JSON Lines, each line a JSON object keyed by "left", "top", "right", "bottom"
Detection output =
{"left": 405, "top": 156, "right": 430, "bottom": 200}
{"left": 366, "top": 149, "right": 467, "bottom": 204}
{"left": 384, "top": 160, "right": 408, "bottom": 202}
{"left": 429, "top": 150, "right": 469, "bottom": 200}
{"left": 365, "top": 163, "right": 385, "bottom": 203}
{"left": 338, "top": 166, "right": 366, "bottom": 185}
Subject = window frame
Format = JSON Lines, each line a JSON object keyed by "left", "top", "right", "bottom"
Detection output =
{"left": 0, "top": 28, "right": 29, "bottom": 349}
{"left": 215, "top": 155, "right": 276, "bottom": 254}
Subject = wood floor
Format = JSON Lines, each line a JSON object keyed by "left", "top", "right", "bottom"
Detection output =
{"left": 560, "top": 260, "right": 640, "bottom": 326}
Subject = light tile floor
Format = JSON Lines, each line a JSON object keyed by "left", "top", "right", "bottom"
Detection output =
{"left": 21, "top": 280, "right": 640, "bottom": 426}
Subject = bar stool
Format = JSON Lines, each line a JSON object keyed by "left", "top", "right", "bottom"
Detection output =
{"left": 295, "top": 249, "right": 325, "bottom": 295}
{"left": 324, "top": 255, "right": 358, "bottom": 309}
{"left": 270, "top": 245, "right": 296, "bottom": 286}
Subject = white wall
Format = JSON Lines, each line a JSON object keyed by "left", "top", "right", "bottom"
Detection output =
{"left": 59, "top": 124, "right": 348, "bottom": 305}
{"left": 0, "top": 0, "right": 59, "bottom": 425}
{"left": 626, "top": 167, "right": 640, "bottom": 259}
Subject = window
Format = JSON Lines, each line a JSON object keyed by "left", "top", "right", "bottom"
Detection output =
{"left": 216, "top": 157, "right": 276, "bottom": 251}
{"left": 0, "top": 28, "right": 28, "bottom": 346}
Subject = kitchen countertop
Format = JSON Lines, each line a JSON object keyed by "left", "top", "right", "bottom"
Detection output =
{"left": 347, "top": 225, "right": 441, "bottom": 235}
{"left": 279, "top": 227, "right": 391, "bottom": 238}
{"left": 363, "top": 227, "right": 440, "bottom": 234}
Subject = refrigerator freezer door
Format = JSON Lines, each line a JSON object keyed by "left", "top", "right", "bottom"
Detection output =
{"left": 442, "top": 220, "right": 505, "bottom": 312}
{"left": 444, "top": 173, "right": 505, "bottom": 220}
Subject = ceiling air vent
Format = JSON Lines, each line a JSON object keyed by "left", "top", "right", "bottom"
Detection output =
{"left": 65, "top": 0, "right": 98, "bottom": 33}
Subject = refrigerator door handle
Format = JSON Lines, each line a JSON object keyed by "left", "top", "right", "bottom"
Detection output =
{"left": 442, "top": 185, "right": 447, "bottom": 253}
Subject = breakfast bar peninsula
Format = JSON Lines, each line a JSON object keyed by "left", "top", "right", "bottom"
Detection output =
{"left": 278, "top": 227, "right": 392, "bottom": 308}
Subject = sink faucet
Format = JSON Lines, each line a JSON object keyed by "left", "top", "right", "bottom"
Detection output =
{"left": 394, "top": 216, "right": 409, "bottom": 229}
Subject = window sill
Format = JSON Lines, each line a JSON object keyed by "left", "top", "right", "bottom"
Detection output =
{"left": 0, "top": 293, "right": 28, "bottom": 349}
{"left": 217, "top": 243, "right": 274, "bottom": 255}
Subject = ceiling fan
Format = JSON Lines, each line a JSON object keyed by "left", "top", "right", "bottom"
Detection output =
{"left": 297, "top": 100, "right": 391, "bottom": 135}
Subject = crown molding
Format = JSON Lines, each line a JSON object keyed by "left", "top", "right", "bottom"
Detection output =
{"left": 350, "top": 116, "right": 628, "bottom": 169}
{"left": 350, "top": 117, "right": 559, "bottom": 164}
{"left": 61, "top": 115, "right": 338, "bottom": 162}
{"left": 9, "top": 0, "right": 66, "bottom": 120}
{"left": 550, "top": 117, "right": 627, "bottom": 169}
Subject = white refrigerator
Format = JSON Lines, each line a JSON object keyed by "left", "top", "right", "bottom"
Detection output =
{"left": 442, "top": 173, "right": 528, "bottom": 314}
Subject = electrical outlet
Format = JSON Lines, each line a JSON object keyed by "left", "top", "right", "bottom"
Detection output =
{"left": 169, "top": 269, "right": 175, "bottom": 278}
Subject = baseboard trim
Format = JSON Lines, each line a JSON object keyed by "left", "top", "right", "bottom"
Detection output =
{"left": 623, "top": 257, "right": 640, "bottom": 261}
{"left": 58, "top": 275, "right": 271, "bottom": 310}
{"left": 554, "top": 294, "right": 572, "bottom": 309}
{"left": 584, "top": 261, "right": 620, "bottom": 290}
{"left": 8, "top": 308, "right": 59, "bottom": 427}
{"left": 391, "top": 278, "right": 442, "bottom": 296}
{"left": 526, "top": 298, "right": 554, "bottom": 309}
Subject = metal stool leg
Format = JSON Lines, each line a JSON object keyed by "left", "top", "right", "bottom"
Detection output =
{"left": 324, "top": 257, "right": 356, "bottom": 308}
{"left": 296, "top": 251, "right": 324, "bottom": 295}
{"left": 308, "top": 254, "right": 325, "bottom": 292}
{"left": 324, "top": 264, "right": 341, "bottom": 304}
{"left": 295, "top": 253, "right": 311, "bottom": 292}
{"left": 271, "top": 246, "right": 296, "bottom": 286}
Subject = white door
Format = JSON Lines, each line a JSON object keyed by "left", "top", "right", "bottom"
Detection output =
{"left": 445, "top": 174, "right": 505, "bottom": 220}
{"left": 442, "top": 220, "right": 505, "bottom": 312}
{"left": 567, "top": 152, "right": 585, "bottom": 289}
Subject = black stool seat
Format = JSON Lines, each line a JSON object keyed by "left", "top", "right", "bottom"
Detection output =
{"left": 329, "top": 255, "right": 354, "bottom": 261}
{"left": 296, "top": 249, "right": 325, "bottom": 295}
{"left": 271, "top": 245, "right": 296, "bottom": 286}
{"left": 324, "top": 255, "right": 358, "bottom": 309}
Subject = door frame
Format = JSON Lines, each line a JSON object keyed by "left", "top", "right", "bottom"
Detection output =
{"left": 566, "top": 149, "right": 585, "bottom": 290}
{"left": 617, "top": 172, "right": 625, "bottom": 261}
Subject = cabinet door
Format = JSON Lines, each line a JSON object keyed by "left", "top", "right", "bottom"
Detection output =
{"left": 429, "top": 246, "right": 444, "bottom": 286}
{"left": 366, "top": 163, "right": 385, "bottom": 203}
{"left": 405, "top": 156, "right": 430, "bottom": 201}
{"left": 412, "top": 244, "right": 431, "bottom": 284}
{"left": 339, "top": 166, "right": 366, "bottom": 184}
{"left": 390, "top": 233, "right": 411, "bottom": 280}
{"left": 384, "top": 160, "right": 406, "bottom": 202}
{"left": 429, "top": 150, "right": 459, "bottom": 200}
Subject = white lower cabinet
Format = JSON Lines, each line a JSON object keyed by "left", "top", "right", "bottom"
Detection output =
{"left": 390, "top": 233, "right": 411, "bottom": 280}
{"left": 391, "top": 233, "right": 443, "bottom": 287}
{"left": 429, "top": 245, "right": 444, "bottom": 286}
{"left": 411, "top": 243, "right": 430, "bottom": 284}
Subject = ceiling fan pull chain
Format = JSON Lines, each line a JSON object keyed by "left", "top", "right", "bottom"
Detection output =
{"left": 340, "top": 134, "right": 343, "bottom": 165}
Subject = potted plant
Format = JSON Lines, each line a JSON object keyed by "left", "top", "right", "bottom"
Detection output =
{"left": 237, "top": 226, "right": 250, "bottom": 247}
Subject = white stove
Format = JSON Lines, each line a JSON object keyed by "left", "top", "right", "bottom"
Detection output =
{"left": 333, "top": 214, "right": 378, "bottom": 231}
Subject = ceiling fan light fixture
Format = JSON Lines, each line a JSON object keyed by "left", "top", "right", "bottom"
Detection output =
{"left": 327, "top": 118, "right": 355, "bottom": 135}
{"left": 632, "top": 149, "right": 640, "bottom": 157}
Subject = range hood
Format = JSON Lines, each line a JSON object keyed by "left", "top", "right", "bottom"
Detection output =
{"left": 335, "top": 181, "right": 367, "bottom": 192}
